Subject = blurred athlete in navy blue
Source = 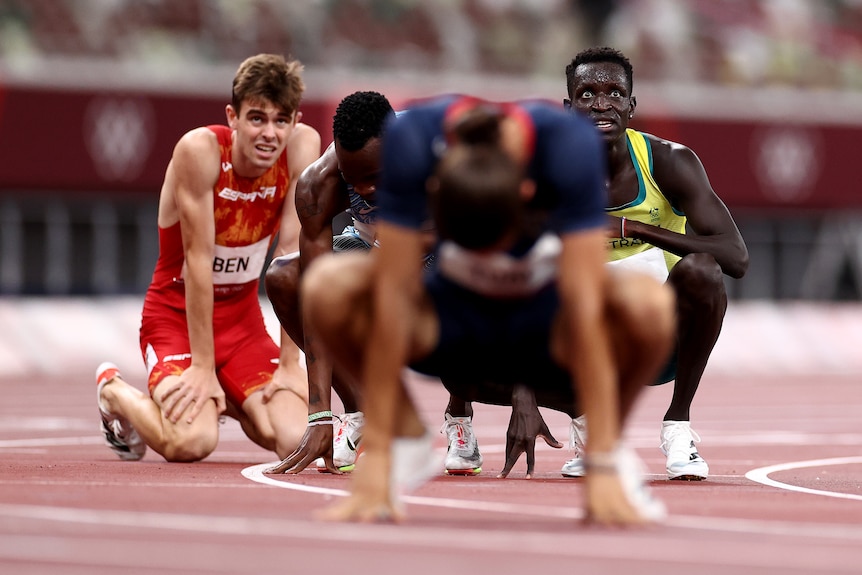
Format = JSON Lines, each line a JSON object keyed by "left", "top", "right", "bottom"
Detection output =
{"left": 301, "top": 95, "right": 676, "bottom": 525}
{"left": 264, "top": 91, "right": 491, "bottom": 476}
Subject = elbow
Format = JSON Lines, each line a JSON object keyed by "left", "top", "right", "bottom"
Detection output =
{"left": 726, "top": 246, "right": 749, "bottom": 279}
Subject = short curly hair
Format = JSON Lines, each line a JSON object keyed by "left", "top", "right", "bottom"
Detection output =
{"left": 565, "top": 47, "right": 634, "bottom": 99}
{"left": 332, "top": 91, "right": 394, "bottom": 152}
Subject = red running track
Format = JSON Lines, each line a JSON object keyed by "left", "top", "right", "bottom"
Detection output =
{"left": 1, "top": 363, "right": 861, "bottom": 575}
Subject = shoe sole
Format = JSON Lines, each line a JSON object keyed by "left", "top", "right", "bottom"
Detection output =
{"left": 560, "top": 472, "right": 585, "bottom": 478}
{"left": 669, "top": 473, "right": 707, "bottom": 481}
{"left": 445, "top": 467, "right": 482, "bottom": 476}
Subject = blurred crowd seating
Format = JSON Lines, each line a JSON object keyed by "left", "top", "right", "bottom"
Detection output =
{"left": 1, "top": 0, "right": 861, "bottom": 91}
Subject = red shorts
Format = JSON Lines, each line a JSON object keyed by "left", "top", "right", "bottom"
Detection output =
{"left": 139, "top": 294, "right": 278, "bottom": 408}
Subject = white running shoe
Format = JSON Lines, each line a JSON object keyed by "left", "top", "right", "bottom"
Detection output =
{"left": 660, "top": 420, "right": 709, "bottom": 480}
{"left": 96, "top": 362, "right": 146, "bottom": 461}
{"left": 440, "top": 414, "right": 483, "bottom": 475}
{"left": 329, "top": 411, "right": 364, "bottom": 472}
{"left": 560, "top": 414, "right": 587, "bottom": 477}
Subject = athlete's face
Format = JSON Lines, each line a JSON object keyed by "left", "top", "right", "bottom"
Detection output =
{"left": 335, "top": 137, "right": 382, "bottom": 201}
{"left": 227, "top": 97, "right": 297, "bottom": 176}
{"left": 564, "top": 61, "right": 635, "bottom": 146}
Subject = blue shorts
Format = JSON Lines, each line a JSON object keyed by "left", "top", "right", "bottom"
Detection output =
{"left": 410, "top": 273, "right": 575, "bottom": 409}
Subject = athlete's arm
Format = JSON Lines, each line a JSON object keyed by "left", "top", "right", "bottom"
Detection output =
{"left": 352, "top": 220, "right": 426, "bottom": 508}
{"left": 266, "top": 121, "right": 321, "bottom": 403}
{"left": 297, "top": 148, "right": 351, "bottom": 410}
{"left": 162, "top": 128, "right": 226, "bottom": 423}
{"left": 625, "top": 137, "right": 749, "bottom": 278}
{"left": 267, "top": 147, "right": 353, "bottom": 474}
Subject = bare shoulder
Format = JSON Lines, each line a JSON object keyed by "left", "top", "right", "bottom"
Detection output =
{"left": 175, "top": 126, "right": 219, "bottom": 153}
{"left": 288, "top": 122, "right": 323, "bottom": 177}
{"left": 167, "top": 127, "right": 221, "bottom": 190}
{"left": 290, "top": 122, "right": 322, "bottom": 151}
{"left": 299, "top": 142, "right": 338, "bottom": 187}
{"left": 171, "top": 127, "right": 221, "bottom": 172}
{"left": 642, "top": 131, "right": 700, "bottom": 168}
{"left": 296, "top": 143, "right": 348, "bottom": 223}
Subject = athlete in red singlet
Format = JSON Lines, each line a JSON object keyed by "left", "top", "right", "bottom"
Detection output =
{"left": 95, "top": 54, "right": 321, "bottom": 463}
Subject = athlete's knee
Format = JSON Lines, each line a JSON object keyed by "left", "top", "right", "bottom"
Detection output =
{"left": 275, "top": 424, "right": 306, "bottom": 459}
{"left": 669, "top": 253, "right": 726, "bottom": 308}
{"left": 161, "top": 431, "right": 218, "bottom": 462}
{"left": 670, "top": 253, "right": 723, "bottom": 292}
{"left": 265, "top": 252, "right": 301, "bottom": 300}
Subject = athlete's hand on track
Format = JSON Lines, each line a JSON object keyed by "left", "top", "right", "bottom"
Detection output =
{"left": 498, "top": 384, "right": 563, "bottom": 479}
{"left": 264, "top": 423, "right": 340, "bottom": 474}
{"left": 316, "top": 449, "right": 403, "bottom": 523}
{"left": 585, "top": 472, "right": 652, "bottom": 526}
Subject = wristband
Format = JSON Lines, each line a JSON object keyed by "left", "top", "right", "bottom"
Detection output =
{"left": 584, "top": 451, "right": 619, "bottom": 474}
{"left": 620, "top": 216, "right": 627, "bottom": 238}
{"left": 308, "top": 410, "right": 333, "bottom": 423}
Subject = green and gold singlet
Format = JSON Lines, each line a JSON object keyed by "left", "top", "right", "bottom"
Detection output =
{"left": 606, "top": 129, "right": 686, "bottom": 272}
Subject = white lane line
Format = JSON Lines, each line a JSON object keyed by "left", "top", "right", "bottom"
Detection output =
{"left": 241, "top": 463, "right": 585, "bottom": 519}
{"left": 242, "top": 463, "right": 862, "bottom": 541}
{"left": 745, "top": 456, "right": 862, "bottom": 501}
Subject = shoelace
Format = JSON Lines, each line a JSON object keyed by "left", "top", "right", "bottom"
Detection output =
{"left": 441, "top": 419, "right": 471, "bottom": 450}
{"left": 661, "top": 424, "right": 701, "bottom": 452}
{"left": 569, "top": 419, "right": 587, "bottom": 454}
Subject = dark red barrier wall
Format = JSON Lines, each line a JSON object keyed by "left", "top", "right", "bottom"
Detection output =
{"left": 0, "top": 85, "right": 857, "bottom": 210}
{"left": 634, "top": 115, "right": 857, "bottom": 211}
{"left": 0, "top": 86, "right": 335, "bottom": 194}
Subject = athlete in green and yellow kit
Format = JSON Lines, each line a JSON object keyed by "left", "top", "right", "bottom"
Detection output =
{"left": 562, "top": 46, "right": 749, "bottom": 481}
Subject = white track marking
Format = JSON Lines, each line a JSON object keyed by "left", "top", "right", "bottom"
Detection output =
{"left": 242, "top": 462, "right": 862, "bottom": 541}
{"left": 745, "top": 456, "right": 862, "bottom": 501}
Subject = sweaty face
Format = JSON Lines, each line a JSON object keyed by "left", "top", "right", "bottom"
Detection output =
{"left": 568, "top": 62, "right": 633, "bottom": 144}
{"left": 336, "top": 137, "right": 382, "bottom": 200}
{"left": 229, "top": 98, "right": 295, "bottom": 176}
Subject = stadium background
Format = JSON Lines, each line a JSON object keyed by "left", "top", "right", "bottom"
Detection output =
{"left": 1, "top": 0, "right": 861, "bottom": 301}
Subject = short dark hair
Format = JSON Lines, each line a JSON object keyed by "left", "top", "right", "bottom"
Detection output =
{"left": 565, "top": 47, "right": 634, "bottom": 98}
{"left": 332, "top": 91, "right": 394, "bottom": 152}
{"left": 430, "top": 107, "right": 523, "bottom": 251}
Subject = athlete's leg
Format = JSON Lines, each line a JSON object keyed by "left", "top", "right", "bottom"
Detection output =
{"left": 547, "top": 268, "right": 675, "bottom": 438}
{"left": 301, "top": 252, "right": 431, "bottom": 439}
{"left": 550, "top": 269, "right": 674, "bottom": 521}
{"left": 240, "top": 388, "right": 309, "bottom": 459}
{"left": 603, "top": 268, "right": 676, "bottom": 417}
{"left": 664, "top": 252, "right": 726, "bottom": 421}
{"left": 265, "top": 252, "right": 362, "bottom": 413}
{"left": 99, "top": 373, "right": 220, "bottom": 462}
{"left": 264, "top": 253, "right": 304, "bottom": 347}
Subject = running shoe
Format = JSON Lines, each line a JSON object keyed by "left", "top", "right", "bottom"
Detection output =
{"left": 96, "top": 362, "right": 146, "bottom": 461}
{"left": 660, "top": 420, "right": 709, "bottom": 480}
{"left": 560, "top": 414, "right": 587, "bottom": 477}
{"left": 322, "top": 411, "right": 364, "bottom": 472}
{"left": 440, "top": 414, "right": 483, "bottom": 475}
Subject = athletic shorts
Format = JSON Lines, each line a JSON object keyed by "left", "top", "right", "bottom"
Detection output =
{"left": 139, "top": 293, "right": 278, "bottom": 408}
{"left": 409, "top": 272, "right": 575, "bottom": 409}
